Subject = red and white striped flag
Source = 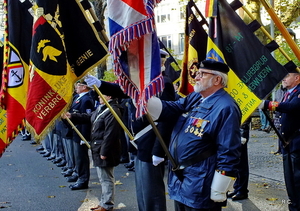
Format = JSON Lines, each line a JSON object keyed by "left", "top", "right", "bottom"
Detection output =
{"left": 107, "top": 0, "right": 163, "bottom": 117}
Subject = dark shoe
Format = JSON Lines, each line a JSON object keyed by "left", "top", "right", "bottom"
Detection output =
{"left": 232, "top": 193, "right": 248, "bottom": 201}
{"left": 30, "top": 141, "right": 37, "bottom": 144}
{"left": 47, "top": 156, "right": 56, "bottom": 160}
{"left": 124, "top": 162, "right": 134, "bottom": 168}
{"left": 61, "top": 166, "right": 68, "bottom": 171}
{"left": 66, "top": 175, "right": 78, "bottom": 182}
{"left": 227, "top": 192, "right": 236, "bottom": 198}
{"left": 36, "top": 146, "right": 44, "bottom": 151}
{"left": 42, "top": 152, "right": 51, "bottom": 157}
{"left": 69, "top": 182, "right": 88, "bottom": 190}
{"left": 56, "top": 160, "right": 67, "bottom": 167}
{"left": 90, "top": 205, "right": 101, "bottom": 210}
{"left": 258, "top": 128, "right": 263, "bottom": 131}
{"left": 274, "top": 150, "right": 282, "bottom": 155}
{"left": 120, "top": 158, "right": 130, "bottom": 164}
{"left": 39, "top": 151, "right": 46, "bottom": 154}
{"left": 62, "top": 169, "right": 73, "bottom": 177}
{"left": 128, "top": 167, "right": 135, "bottom": 172}
{"left": 53, "top": 158, "right": 62, "bottom": 164}
{"left": 22, "top": 135, "right": 31, "bottom": 141}
{"left": 93, "top": 206, "right": 110, "bottom": 211}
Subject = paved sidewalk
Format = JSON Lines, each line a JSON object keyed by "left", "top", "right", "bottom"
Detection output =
{"left": 0, "top": 129, "right": 290, "bottom": 211}
{"left": 225, "top": 129, "right": 288, "bottom": 211}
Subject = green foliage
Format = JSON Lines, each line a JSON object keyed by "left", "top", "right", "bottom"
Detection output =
{"left": 274, "top": 40, "right": 300, "bottom": 67}
{"left": 102, "top": 69, "right": 117, "bottom": 82}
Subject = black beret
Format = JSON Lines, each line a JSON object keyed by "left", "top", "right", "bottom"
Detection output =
{"left": 77, "top": 79, "right": 87, "bottom": 85}
{"left": 198, "top": 60, "right": 229, "bottom": 74}
{"left": 287, "top": 67, "right": 300, "bottom": 74}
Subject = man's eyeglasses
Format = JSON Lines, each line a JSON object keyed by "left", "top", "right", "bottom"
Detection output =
{"left": 196, "top": 71, "right": 216, "bottom": 78}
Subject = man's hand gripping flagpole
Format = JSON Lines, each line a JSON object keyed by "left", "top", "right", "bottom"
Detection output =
{"left": 84, "top": 75, "right": 136, "bottom": 148}
{"left": 63, "top": 117, "right": 91, "bottom": 149}
{"left": 147, "top": 97, "right": 179, "bottom": 171}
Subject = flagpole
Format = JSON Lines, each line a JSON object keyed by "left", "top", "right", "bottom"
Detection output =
{"left": 83, "top": 2, "right": 109, "bottom": 45}
{"left": 241, "top": 5, "right": 300, "bottom": 72}
{"left": 92, "top": 85, "right": 135, "bottom": 141}
{"left": 158, "top": 38, "right": 181, "bottom": 70}
{"left": 65, "top": 117, "right": 91, "bottom": 149}
{"left": 259, "top": 0, "right": 300, "bottom": 61}
{"left": 190, "top": 0, "right": 209, "bottom": 27}
{"left": 145, "top": 113, "right": 178, "bottom": 170}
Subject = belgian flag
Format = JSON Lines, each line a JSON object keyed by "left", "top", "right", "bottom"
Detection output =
{"left": 26, "top": 0, "right": 108, "bottom": 140}
{"left": 178, "top": 0, "right": 208, "bottom": 96}
{"left": 0, "top": 0, "right": 33, "bottom": 157}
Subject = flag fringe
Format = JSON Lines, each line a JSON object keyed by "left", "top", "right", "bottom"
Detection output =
{"left": 109, "top": 16, "right": 156, "bottom": 59}
{"left": 115, "top": 63, "right": 164, "bottom": 117}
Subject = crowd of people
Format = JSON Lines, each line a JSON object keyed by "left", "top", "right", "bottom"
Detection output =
{"left": 21, "top": 56, "right": 300, "bottom": 211}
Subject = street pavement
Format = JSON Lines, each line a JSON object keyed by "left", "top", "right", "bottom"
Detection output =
{"left": 0, "top": 128, "right": 290, "bottom": 211}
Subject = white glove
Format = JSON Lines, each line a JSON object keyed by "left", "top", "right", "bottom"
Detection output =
{"left": 241, "top": 137, "right": 247, "bottom": 145}
{"left": 152, "top": 155, "right": 164, "bottom": 166}
{"left": 84, "top": 75, "right": 101, "bottom": 88}
{"left": 210, "top": 171, "right": 235, "bottom": 202}
{"left": 147, "top": 97, "right": 162, "bottom": 121}
{"left": 258, "top": 100, "right": 265, "bottom": 110}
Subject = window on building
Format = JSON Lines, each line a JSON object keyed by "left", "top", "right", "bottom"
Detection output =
{"left": 160, "top": 35, "right": 172, "bottom": 49}
{"left": 156, "top": 7, "right": 170, "bottom": 23}
{"left": 179, "top": 33, "right": 185, "bottom": 53}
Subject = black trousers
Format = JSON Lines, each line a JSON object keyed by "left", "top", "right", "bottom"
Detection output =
{"left": 283, "top": 152, "right": 300, "bottom": 211}
{"left": 233, "top": 143, "right": 249, "bottom": 195}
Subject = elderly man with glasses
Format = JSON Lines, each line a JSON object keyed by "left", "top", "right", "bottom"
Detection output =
{"left": 147, "top": 60, "right": 242, "bottom": 211}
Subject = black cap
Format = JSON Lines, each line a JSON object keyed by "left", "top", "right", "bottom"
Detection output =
{"left": 198, "top": 60, "right": 229, "bottom": 74}
{"left": 287, "top": 67, "right": 299, "bottom": 74}
{"left": 77, "top": 79, "right": 87, "bottom": 85}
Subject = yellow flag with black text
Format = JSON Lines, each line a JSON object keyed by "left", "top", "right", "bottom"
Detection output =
{"left": 206, "top": 0, "right": 288, "bottom": 123}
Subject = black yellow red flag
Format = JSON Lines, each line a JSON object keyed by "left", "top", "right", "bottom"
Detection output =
{"left": 178, "top": 1, "right": 208, "bottom": 96}
{"left": 26, "top": 1, "right": 108, "bottom": 140}
{"left": 206, "top": 0, "right": 288, "bottom": 122}
{"left": 0, "top": 0, "right": 33, "bottom": 157}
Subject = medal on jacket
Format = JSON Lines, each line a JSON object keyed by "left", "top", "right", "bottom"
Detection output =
{"left": 185, "top": 117, "right": 209, "bottom": 137}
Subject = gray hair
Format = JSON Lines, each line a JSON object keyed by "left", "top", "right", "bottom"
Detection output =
{"left": 211, "top": 70, "right": 228, "bottom": 87}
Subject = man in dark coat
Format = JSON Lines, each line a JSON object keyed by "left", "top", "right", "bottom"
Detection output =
{"left": 64, "top": 94, "right": 122, "bottom": 211}
{"left": 260, "top": 67, "right": 300, "bottom": 211}
{"left": 67, "top": 80, "right": 95, "bottom": 190}
{"left": 84, "top": 53, "right": 176, "bottom": 210}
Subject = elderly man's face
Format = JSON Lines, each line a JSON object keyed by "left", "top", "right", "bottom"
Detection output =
{"left": 193, "top": 69, "right": 216, "bottom": 93}
{"left": 282, "top": 73, "right": 300, "bottom": 90}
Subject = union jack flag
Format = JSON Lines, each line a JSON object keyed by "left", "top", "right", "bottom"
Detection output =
{"left": 107, "top": 0, "right": 163, "bottom": 117}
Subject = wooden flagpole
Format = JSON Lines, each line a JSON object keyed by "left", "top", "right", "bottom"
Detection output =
{"left": 92, "top": 85, "right": 135, "bottom": 141}
{"left": 84, "top": 1, "right": 179, "bottom": 169}
{"left": 259, "top": 0, "right": 300, "bottom": 61}
{"left": 65, "top": 118, "right": 91, "bottom": 149}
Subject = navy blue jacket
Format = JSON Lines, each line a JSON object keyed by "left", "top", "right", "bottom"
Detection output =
{"left": 158, "top": 89, "right": 241, "bottom": 209}
{"left": 69, "top": 92, "right": 94, "bottom": 143}
{"left": 264, "top": 83, "right": 300, "bottom": 153}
